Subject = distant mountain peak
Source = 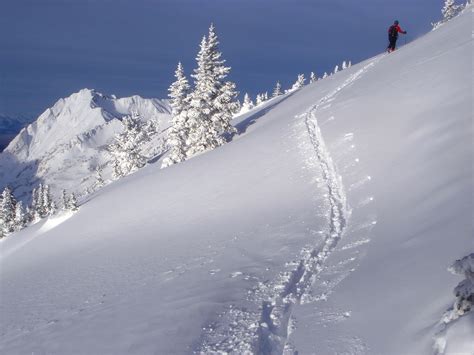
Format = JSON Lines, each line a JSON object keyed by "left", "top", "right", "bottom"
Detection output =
{"left": 0, "top": 88, "right": 171, "bottom": 201}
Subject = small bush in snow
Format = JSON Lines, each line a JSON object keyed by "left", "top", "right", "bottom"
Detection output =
{"left": 272, "top": 82, "right": 283, "bottom": 97}
{"left": 240, "top": 93, "right": 254, "bottom": 113}
{"left": 288, "top": 74, "right": 305, "bottom": 92}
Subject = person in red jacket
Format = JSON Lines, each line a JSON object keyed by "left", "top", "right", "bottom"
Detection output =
{"left": 387, "top": 20, "right": 407, "bottom": 53}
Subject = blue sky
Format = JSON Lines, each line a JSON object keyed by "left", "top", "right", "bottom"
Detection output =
{"left": 0, "top": 0, "right": 442, "bottom": 118}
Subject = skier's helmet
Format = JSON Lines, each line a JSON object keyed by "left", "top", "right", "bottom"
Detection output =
{"left": 394, "top": 20, "right": 399, "bottom": 25}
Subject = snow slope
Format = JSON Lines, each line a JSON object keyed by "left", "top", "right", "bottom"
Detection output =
{"left": 0, "top": 89, "right": 170, "bottom": 201}
{"left": 0, "top": 9, "right": 472, "bottom": 355}
{"left": 0, "top": 114, "right": 33, "bottom": 152}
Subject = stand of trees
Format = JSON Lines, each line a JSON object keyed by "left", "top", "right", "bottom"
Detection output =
{"left": 163, "top": 24, "right": 239, "bottom": 168}
{"left": 0, "top": 185, "right": 79, "bottom": 239}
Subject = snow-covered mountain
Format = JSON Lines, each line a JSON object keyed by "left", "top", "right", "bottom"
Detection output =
{"left": 0, "top": 8, "right": 472, "bottom": 355}
{"left": 0, "top": 114, "right": 34, "bottom": 152}
{"left": 0, "top": 89, "right": 170, "bottom": 200}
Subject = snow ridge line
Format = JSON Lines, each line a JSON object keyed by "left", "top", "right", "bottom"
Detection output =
{"left": 256, "top": 61, "right": 379, "bottom": 354}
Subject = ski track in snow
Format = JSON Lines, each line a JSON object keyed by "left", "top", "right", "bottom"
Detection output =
{"left": 198, "top": 59, "right": 379, "bottom": 354}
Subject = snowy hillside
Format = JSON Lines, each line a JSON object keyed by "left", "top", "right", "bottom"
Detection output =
{"left": 0, "top": 8, "right": 472, "bottom": 355}
{"left": 0, "top": 89, "right": 170, "bottom": 200}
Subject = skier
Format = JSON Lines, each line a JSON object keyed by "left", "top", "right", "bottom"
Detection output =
{"left": 387, "top": 20, "right": 407, "bottom": 53}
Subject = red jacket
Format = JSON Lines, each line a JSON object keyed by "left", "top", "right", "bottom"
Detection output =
{"left": 389, "top": 24, "right": 406, "bottom": 37}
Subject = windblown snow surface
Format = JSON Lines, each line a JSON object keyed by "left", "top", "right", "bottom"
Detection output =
{"left": 0, "top": 9, "right": 472, "bottom": 355}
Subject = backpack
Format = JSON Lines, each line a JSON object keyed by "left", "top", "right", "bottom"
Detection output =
{"left": 389, "top": 25, "right": 398, "bottom": 38}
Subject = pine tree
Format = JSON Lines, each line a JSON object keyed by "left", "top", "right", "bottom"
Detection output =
{"left": 442, "top": 0, "right": 460, "bottom": 21}
{"left": 0, "top": 186, "right": 17, "bottom": 236}
{"left": 60, "top": 189, "right": 68, "bottom": 210}
{"left": 42, "top": 184, "right": 55, "bottom": 217}
{"left": 334, "top": 65, "right": 339, "bottom": 74}
{"left": 24, "top": 205, "right": 32, "bottom": 224}
{"left": 109, "top": 111, "right": 149, "bottom": 179}
{"left": 323, "top": 72, "right": 329, "bottom": 79}
{"left": 14, "top": 201, "right": 26, "bottom": 231}
{"left": 264, "top": 92, "right": 269, "bottom": 101}
{"left": 272, "top": 82, "right": 283, "bottom": 97}
{"left": 290, "top": 74, "right": 305, "bottom": 91}
{"left": 30, "top": 187, "right": 37, "bottom": 221}
{"left": 241, "top": 93, "right": 254, "bottom": 112}
{"left": 233, "top": 99, "right": 241, "bottom": 114}
{"left": 206, "top": 24, "right": 238, "bottom": 141}
{"left": 310, "top": 72, "right": 318, "bottom": 83}
{"left": 342, "top": 61, "right": 347, "bottom": 70}
{"left": 186, "top": 24, "right": 238, "bottom": 157}
{"left": 95, "top": 166, "right": 105, "bottom": 189}
{"left": 348, "top": 61, "right": 352, "bottom": 68}
{"left": 67, "top": 193, "right": 79, "bottom": 211}
{"left": 256, "top": 94, "right": 264, "bottom": 106}
{"left": 187, "top": 36, "right": 215, "bottom": 155}
{"left": 31, "top": 184, "right": 44, "bottom": 220}
{"left": 212, "top": 79, "right": 239, "bottom": 141}
{"left": 163, "top": 62, "right": 191, "bottom": 168}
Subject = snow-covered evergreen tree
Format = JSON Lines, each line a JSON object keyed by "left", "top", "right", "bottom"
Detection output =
{"left": 14, "top": 201, "right": 26, "bottom": 231}
{"left": 94, "top": 166, "right": 105, "bottom": 190}
{"left": 256, "top": 94, "right": 264, "bottom": 106}
{"left": 30, "top": 186, "right": 38, "bottom": 221}
{"left": 187, "top": 24, "right": 238, "bottom": 157}
{"left": 206, "top": 24, "right": 238, "bottom": 141}
{"left": 342, "top": 61, "right": 347, "bottom": 70}
{"left": 67, "top": 193, "right": 79, "bottom": 212}
{"left": 60, "top": 189, "right": 68, "bottom": 210}
{"left": 31, "top": 184, "right": 44, "bottom": 220}
{"left": 240, "top": 93, "right": 254, "bottom": 113}
{"left": 272, "top": 82, "right": 282, "bottom": 97}
{"left": 186, "top": 36, "right": 214, "bottom": 155}
{"left": 323, "top": 72, "right": 329, "bottom": 79}
{"left": 0, "top": 186, "right": 17, "bottom": 236}
{"left": 434, "top": 0, "right": 464, "bottom": 28}
{"left": 232, "top": 99, "right": 241, "bottom": 114}
{"left": 169, "top": 62, "right": 190, "bottom": 118}
{"left": 334, "top": 65, "right": 339, "bottom": 74}
{"left": 442, "top": 0, "right": 461, "bottom": 21}
{"left": 163, "top": 62, "right": 191, "bottom": 168}
{"left": 42, "top": 184, "right": 55, "bottom": 216}
{"left": 109, "top": 111, "right": 149, "bottom": 179}
{"left": 310, "top": 72, "right": 318, "bottom": 83}
{"left": 348, "top": 61, "right": 352, "bottom": 68}
{"left": 24, "top": 205, "right": 32, "bottom": 224}
{"left": 212, "top": 79, "right": 239, "bottom": 140}
{"left": 290, "top": 74, "right": 306, "bottom": 92}
{"left": 263, "top": 92, "right": 269, "bottom": 101}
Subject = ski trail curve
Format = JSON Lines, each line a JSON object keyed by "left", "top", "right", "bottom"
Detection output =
{"left": 256, "top": 60, "right": 379, "bottom": 354}
{"left": 197, "top": 58, "right": 380, "bottom": 354}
